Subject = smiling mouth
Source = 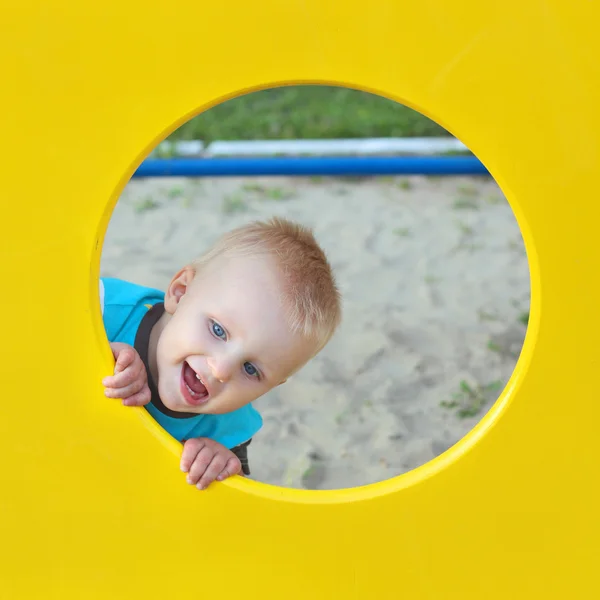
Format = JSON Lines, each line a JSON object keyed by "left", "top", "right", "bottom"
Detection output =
{"left": 181, "top": 361, "right": 209, "bottom": 405}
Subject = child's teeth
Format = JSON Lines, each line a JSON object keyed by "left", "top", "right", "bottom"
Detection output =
{"left": 196, "top": 373, "right": 201, "bottom": 380}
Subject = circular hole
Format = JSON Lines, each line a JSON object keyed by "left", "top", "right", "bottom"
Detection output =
{"left": 100, "top": 85, "right": 530, "bottom": 492}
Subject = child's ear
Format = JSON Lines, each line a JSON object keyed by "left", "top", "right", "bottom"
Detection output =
{"left": 164, "top": 267, "right": 196, "bottom": 314}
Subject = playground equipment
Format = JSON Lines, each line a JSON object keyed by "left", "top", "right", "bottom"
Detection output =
{"left": 1, "top": 1, "right": 599, "bottom": 598}
{"left": 133, "top": 155, "right": 488, "bottom": 178}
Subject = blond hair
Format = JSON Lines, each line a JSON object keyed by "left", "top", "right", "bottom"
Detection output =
{"left": 192, "top": 217, "right": 341, "bottom": 351}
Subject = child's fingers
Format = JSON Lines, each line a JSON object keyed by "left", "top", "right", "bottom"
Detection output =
{"left": 102, "top": 361, "right": 145, "bottom": 389}
{"left": 180, "top": 438, "right": 206, "bottom": 473}
{"left": 110, "top": 342, "right": 137, "bottom": 373}
{"left": 114, "top": 347, "right": 136, "bottom": 374}
{"left": 196, "top": 453, "right": 229, "bottom": 490}
{"left": 103, "top": 376, "right": 145, "bottom": 399}
{"left": 186, "top": 447, "right": 218, "bottom": 486}
{"left": 216, "top": 456, "right": 242, "bottom": 482}
{"left": 122, "top": 386, "right": 151, "bottom": 407}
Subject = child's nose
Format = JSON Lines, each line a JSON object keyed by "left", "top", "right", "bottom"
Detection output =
{"left": 206, "top": 356, "right": 233, "bottom": 383}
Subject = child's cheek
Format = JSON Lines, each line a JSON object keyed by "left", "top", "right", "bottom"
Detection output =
{"left": 198, "top": 324, "right": 215, "bottom": 349}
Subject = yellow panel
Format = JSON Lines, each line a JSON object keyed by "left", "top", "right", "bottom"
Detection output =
{"left": 1, "top": 1, "right": 599, "bottom": 597}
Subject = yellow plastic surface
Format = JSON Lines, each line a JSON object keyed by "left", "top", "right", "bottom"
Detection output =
{"left": 1, "top": 1, "right": 599, "bottom": 597}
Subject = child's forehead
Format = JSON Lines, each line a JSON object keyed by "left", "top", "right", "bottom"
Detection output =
{"left": 190, "top": 258, "right": 283, "bottom": 313}
{"left": 198, "top": 253, "right": 283, "bottom": 290}
{"left": 212, "top": 251, "right": 276, "bottom": 272}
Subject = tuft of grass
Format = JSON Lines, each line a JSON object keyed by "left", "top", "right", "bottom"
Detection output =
{"left": 222, "top": 193, "right": 247, "bottom": 214}
{"left": 266, "top": 186, "right": 295, "bottom": 201}
{"left": 519, "top": 311, "right": 529, "bottom": 326}
{"left": 397, "top": 179, "right": 413, "bottom": 191}
{"left": 508, "top": 239, "right": 525, "bottom": 252}
{"left": 242, "top": 182, "right": 295, "bottom": 200}
{"left": 134, "top": 197, "right": 160, "bottom": 213}
{"left": 453, "top": 197, "right": 479, "bottom": 210}
{"left": 487, "top": 340, "right": 502, "bottom": 353}
{"left": 334, "top": 409, "right": 352, "bottom": 425}
{"left": 486, "top": 194, "right": 504, "bottom": 205}
{"left": 456, "top": 221, "right": 474, "bottom": 235}
{"left": 424, "top": 275, "right": 441, "bottom": 284}
{"left": 441, "top": 379, "right": 503, "bottom": 418}
{"left": 456, "top": 183, "right": 478, "bottom": 197}
{"left": 302, "top": 465, "right": 317, "bottom": 480}
{"left": 242, "top": 182, "right": 267, "bottom": 194}
{"left": 393, "top": 227, "right": 411, "bottom": 237}
{"left": 477, "top": 309, "right": 499, "bottom": 322}
{"left": 167, "top": 186, "right": 184, "bottom": 199}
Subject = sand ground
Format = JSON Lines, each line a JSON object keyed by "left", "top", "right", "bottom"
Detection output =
{"left": 100, "top": 174, "right": 530, "bottom": 490}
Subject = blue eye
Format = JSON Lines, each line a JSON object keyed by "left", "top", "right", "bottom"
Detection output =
{"left": 211, "top": 321, "right": 226, "bottom": 340}
{"left": 244, "top": 362, "right": 259, "bottom": 377}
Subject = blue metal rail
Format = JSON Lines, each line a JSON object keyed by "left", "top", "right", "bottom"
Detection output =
{"left": 132, "top": 156, "right": 488, "bottom": 178}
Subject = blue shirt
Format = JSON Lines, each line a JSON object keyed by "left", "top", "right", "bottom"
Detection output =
{"left": 100, "top": 277, "right": 263, "bottom": 450}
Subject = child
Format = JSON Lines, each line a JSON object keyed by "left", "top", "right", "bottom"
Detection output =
{"left": 100, "top": 217, "right": 341, "bottom": 490}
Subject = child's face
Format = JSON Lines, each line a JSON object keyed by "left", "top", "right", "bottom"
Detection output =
{"left": 152, "top": 254, "right": 318, "bottom": 415}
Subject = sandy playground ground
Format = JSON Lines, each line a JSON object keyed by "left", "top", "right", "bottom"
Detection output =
{"left": 100, "top": 174, "right": 530, "bottom": 490}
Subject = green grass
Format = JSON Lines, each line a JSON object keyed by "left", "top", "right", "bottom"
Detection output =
{"left": 456, "top": 221, "right": 474, "bottom": 235}
{"left": 242, "top": 183, "right": 267, "bottom": 194}
{"left": 424, "top": 275, "right": 441, "bottom": 284}
{"left": 441, "top": 380, "right": 503, "bottom": 419}
{"left": 241, "top": 182, "right": 295, "bottom": 201}
{"left": 393, "top": 227, "right": 411, "bottom": 237}
{"left": 168, "top": 86, "right": 450, "bottom": 142}
{"left": 487, "top": 340, "right": 503, "bottom": 353}
{"left": 134, "top": 196, "right": 160, "bottom": 213}
{"left": 167, "top": 186, "right": 184, "bottom": 199}
{"left": 221, "top": 193, "right": 247, "bottom": 214}
{"left": 456, "top": 183, "right": 478, "bottom": 197}
{"left": 477, "top": 309, "right": 499, "bottom": 322}
{"left": 453, "top": 197, "right": 479, "bottom": 210}
{"left": 266, "top": 186, "right": 295, "bottom": 201}
{"left": 486, "top": 193, "right": 504, "bottom": 205}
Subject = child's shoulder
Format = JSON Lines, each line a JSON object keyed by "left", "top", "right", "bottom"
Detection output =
{"left": 100, "top": 277, "right": 165, "bottom": 344}
{"left": 100, "top": 277, "right": 164, "bottom": 308}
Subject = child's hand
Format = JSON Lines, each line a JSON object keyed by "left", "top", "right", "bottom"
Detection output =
{"left": 103, "top": 342, "right": 151, "bottom": 407}
{"left": 180, "top": 438, "right": 242, "bottom": 490}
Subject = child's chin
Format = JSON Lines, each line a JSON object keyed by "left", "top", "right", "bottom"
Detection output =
{"left": 167, "top": 395, "right": 209, "bottom": 413}
{"left": 160, "top": 393, "right": 189, "bottom": 413}
{"left": 171, "top": 399, "right": 196, "bottom": 412}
